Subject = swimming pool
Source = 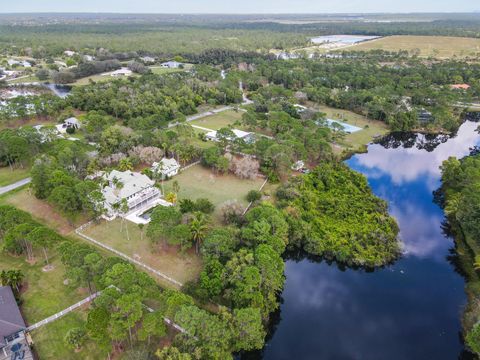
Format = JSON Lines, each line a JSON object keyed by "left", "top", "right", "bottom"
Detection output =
{"left": 325, "top": 119, "right": 363, "bottom": 133}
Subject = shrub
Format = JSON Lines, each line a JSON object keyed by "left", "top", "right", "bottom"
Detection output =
{"left": 246, "top": 190, "right": 262, "bottom": 203}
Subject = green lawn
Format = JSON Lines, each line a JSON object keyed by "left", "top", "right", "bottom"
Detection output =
{"left": 164, "top": 164, "right": 265, "bottom": 218}
{"left": 7, "top": 75, "right": 39, "bottom": 84}
{"left": 30, "top": 311, "right": 107, "bottom": 360}
{"left": 313, "top": 105, "right": 389, "bottom": 151}
{"left": 189, "top": 109, "right": 244, "bottom": 130}
{"left": 80, "top": 219, "right": 203, "bottom": 287}
{"left": 0, "top": 252, "right": 90, "bottom": 324}
{"left": 0, "top": 167, "right": 30, "bottom": 186}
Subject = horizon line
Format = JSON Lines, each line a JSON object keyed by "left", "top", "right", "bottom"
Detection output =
{"left": 0, "top": 11, "right": 479, "bottom": 15}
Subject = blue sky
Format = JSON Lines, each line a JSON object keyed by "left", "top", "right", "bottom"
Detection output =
{"left": 1, "top": 0, "right": 478, "bottom": 14}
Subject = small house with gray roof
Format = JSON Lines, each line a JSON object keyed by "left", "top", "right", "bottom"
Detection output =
{"left": 0, "top": 286, "right": 33, "bottom": 360}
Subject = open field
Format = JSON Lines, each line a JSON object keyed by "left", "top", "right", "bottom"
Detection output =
{"left": 0, "top": 166, "right": 30, "bottom": 186}
{"left": 31, "top": 310, "right": 106, "bottom": 360}
{"left": 313, "top": 105, "right": 389, "bottom": 151}
{"left": 189, "top": 109, "right": 243, "bottom": 130}
{"left": 348, "top": 35, "right": 480, "bottom": 58}
{"left": 80, "top": 218, "right": 203, "bottom": 285}
{"left": 164, "top": 164, "right": 265, "bottom": 217}
{"left": 7, "top": 75, "right": 39, "bottom": 84}
{"left": 1, "top": 188, "right": 86, "bottom": 234}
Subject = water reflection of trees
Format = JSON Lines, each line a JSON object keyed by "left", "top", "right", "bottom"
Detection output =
{"left": 377, "top": 132, "right": 451, "bottom": 152}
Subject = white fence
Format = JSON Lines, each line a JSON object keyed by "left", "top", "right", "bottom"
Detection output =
{"left": 75, "top": 223, "right": 183, "bottom": 287}
{"left": 26, "top": 285, "right": 189, "bottom": 335}
{"left": 27, "top": 290, "right": 102, "bottom": 331}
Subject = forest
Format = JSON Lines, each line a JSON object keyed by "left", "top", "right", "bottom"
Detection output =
{"left": 440, "top": 153, "right": 480, "bottom": 354}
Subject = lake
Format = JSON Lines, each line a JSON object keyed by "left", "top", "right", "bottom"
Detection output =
{"left": 247, "top": 119, "right": 480, "bottom": 360}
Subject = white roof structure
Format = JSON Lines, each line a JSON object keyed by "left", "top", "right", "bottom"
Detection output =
{"left": 161, "top": 61, "right": 182, "bottom": 68}
{"left": 206, "top": 129, "right": 254, "bottom": 143}
{"left": 65, "top": 117, "right": 80, "bottom": 127}
{"left": 103, "top": 170, "right": 154, "bottom": 203}
{"left": 141, "top": 56, "right": 156, "bottom": 63}
{"left": 152, "top": 158, "right": 180, "bottom": 177}
{"left": 110, "top": 68, "right": 133, "bottom": 77}
{"left": 64, "top": 50, "right": 76, "bottom": 57}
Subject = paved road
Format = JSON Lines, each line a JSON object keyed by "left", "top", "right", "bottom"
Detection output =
{"left": 0, "top": 177, "right": 31, "bottom": 195}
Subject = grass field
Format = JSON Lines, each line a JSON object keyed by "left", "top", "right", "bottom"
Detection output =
{"left": 30, "top": 311, "right": 106, "bottom": 360}
{"left": 348, "top": 35, "right": 480, "bottom": 58}
{"left": 1, "top": 188, "right": 86, "bottom": 234}
{"left": 313, "top": 105, "right": 389, "bottom": 151}
{"left": 7, "top": 75, "right": 39, "bottom": 84}
{"left": 189, "top": 109, "right": 244, "bottom": 130}
{"left": 0, "top": 166, "right": 30, "bottom": 186}
{"left": 0, "top": 252, "right": 89, "bottom": 324}
{"left": 164, "top": 164, "right": 264, "bottom": 218}
{"left": 80, "top": 218, "right": 203, "bottom": 286}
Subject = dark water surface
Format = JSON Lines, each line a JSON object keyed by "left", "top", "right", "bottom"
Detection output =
{"left": 253, "top": 120, "right": 480, "bottom": 360}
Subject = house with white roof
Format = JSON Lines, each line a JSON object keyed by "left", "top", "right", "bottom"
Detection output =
{"left": 206, "top": 129, "right": 255, "bottom": 144}
{"left": 110, "top": 68, "right": 133, "bottom": 77}
{"left": 141, "top": 56, "right": 156, "bottom": 64}
{"left": 152, "top": 158, "right": 180, "bottom": 178}
{"left": 101, "top": 170, "right": 162, "bottom": 219}
{"left": 55, "top": 117, "right": 81, "bottom": 134}
{"left": 161, "top": 61, "right": 182, "bottom": 69}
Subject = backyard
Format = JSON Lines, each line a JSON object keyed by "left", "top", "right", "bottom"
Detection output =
{"left": 189, "top": 109, "right": 244, "bottom": 130}
{"left": 30, "top": 311, "right": 106, "bottom": 360}
{"left": 0, "top": 252, "right": 89, "bottom": 324}
{"left": 79, "top": 218, "right": 203, "bottom": 287}
{"left": 163, "top": 164, "right": 265, "bottom": 218}
{"left": 313, "top": 105, "right": 389, "bottom": 151}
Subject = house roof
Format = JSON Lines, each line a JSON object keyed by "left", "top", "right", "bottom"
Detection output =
{"left": 206, "top": 129, "right": 252, "bottom": 140}
{"left": 161, "top": 61, "right": 181, "bottom": 67}
{"left": 102, "top": 170, "right": 155, "bottom": 205}
{"left": 0, "top": 286, "right": 26, "bottom": 347}
{"left": 64, "top": 117, "right": 80, "bottom": 125}
{"left": 152, "top": 158, "right": 180, "bottom": 172}
{"left": 111, "top": 68, "right": 132, "bottom": 76}
{"left": 450, "top": 84, "right": 470, "bottom": 90}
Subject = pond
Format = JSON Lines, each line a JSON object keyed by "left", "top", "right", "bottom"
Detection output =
{"left": 246, "top": 119, "right": 480, "bottom": 360}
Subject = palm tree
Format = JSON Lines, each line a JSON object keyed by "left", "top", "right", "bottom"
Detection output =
{"left": 119, "top": 158, "right": 133, "bottom": 171}
{"left": 190, "top": 212, "right": 209, "bottom": 254}
{"left": 0, "top": 270, "right": 24, "bottom": 293}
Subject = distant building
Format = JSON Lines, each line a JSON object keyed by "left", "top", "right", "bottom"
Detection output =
{"left": 110, "top": 68, "right": 133, "bottom": 77}
{"left": 7, "top": 59, "right": 31, "bottom": 68}
{"left": 141, "top": 56, "right": 156, "bottom": 64}
{"left": 101, "top": 170, "right": 162, "bottom": 219}
{"left": 205, "top": 129, "right": 255, "bottom": 144}
{"left": 64, "top": 50, "right": 76, "bottom": 57}
{"left": 276, "top": 52, "right": 299, "bottom": 60}
{"left": 450, "top": 84, "right": 471, "bottom": 90}
{"left": 152, "top": 158, "right": 180, "bottom": 178}
{"left": 292, "top": 160, "right": 305, "bottom": 171}
{"left": 161, "top": 61, "right": 182, "bottom": 69}
{"left": 55, "top": 117, "right": 81, "bottom": 134}
{"left": 0, "top": 286, "right": 33, "bottom": 360}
